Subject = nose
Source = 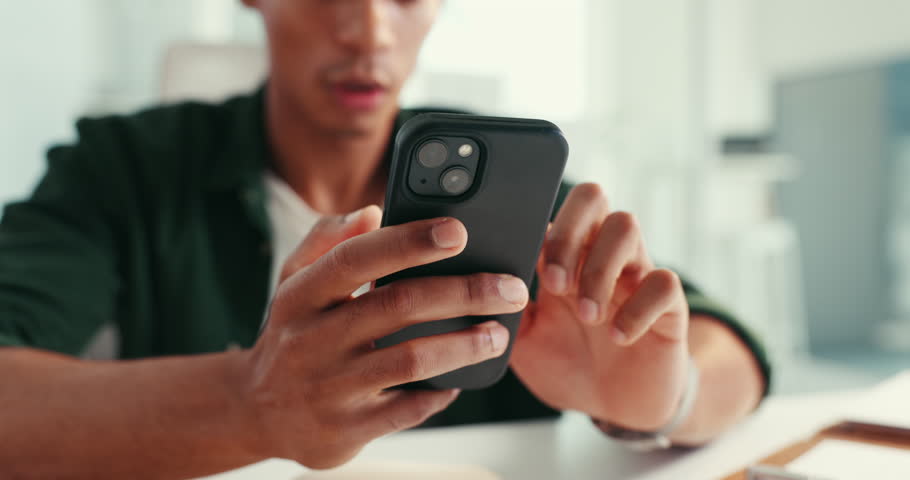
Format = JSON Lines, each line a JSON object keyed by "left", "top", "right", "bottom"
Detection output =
{"left": 336, "top": 0, "right": 395, "bottom": 54}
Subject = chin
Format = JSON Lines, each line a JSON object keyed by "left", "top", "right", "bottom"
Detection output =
{"left": 322, "top": 108, "right": 397, "bottom": 138}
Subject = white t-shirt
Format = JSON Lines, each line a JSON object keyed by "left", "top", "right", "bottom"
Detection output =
{"left": 263, "top": 171, "right": 321, "bottom": 299}
{"left": 264, "top": 171, "right": 374, "bottom": 311}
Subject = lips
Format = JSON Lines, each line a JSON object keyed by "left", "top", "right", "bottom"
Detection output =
{"left": 331, "top": 80, "right": 388, "bottom": 111}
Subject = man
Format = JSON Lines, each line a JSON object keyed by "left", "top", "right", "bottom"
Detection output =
{"left": 0, "top": 0, "right": 769, "bottom": 478}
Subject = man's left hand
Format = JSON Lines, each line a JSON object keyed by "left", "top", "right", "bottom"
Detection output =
{"left": 511, "top": 183, "right": 690, "bottom": 431}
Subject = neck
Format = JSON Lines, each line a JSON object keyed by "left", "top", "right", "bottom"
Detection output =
{"left": 265, "top": 87, "right": 395, "bottom": 215}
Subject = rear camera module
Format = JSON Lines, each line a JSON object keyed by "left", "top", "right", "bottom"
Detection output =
{"left": 417, "top": 141, "right": 448, "bottom": 168}
{"left": 440, "top": 167, "right": 473, "bottom": 195}
{"left": 408, "top": 136, "right": 480, "bottom": 197}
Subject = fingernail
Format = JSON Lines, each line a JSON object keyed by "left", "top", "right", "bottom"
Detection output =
{"left": 486, "top": 323, "right": 509, "bottom": 353}
{"left": 544, "top": 264, "right": 568, "bottom": 294}
{"left": 610, "top": 326, "right": 629, "bottom": 345}
{"left": 431, "top": 219, "right": 464, "bottom": 249}
{"left": 578, "top": 297, "right": 599, "bottom": 325}
{"left": 498, "top": 276, "right": 528, "bottom": 305}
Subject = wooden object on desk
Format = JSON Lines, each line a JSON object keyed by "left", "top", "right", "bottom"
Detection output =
{"left": 722, "top": 421, "right": 910, "bottom": 480}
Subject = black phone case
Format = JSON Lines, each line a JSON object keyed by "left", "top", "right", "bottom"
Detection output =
{"left": 375, "top": 113, "right": 568, "bottom": 390}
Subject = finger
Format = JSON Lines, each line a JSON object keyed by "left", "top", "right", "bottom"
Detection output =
{"left": 354, "top": 320, "right": 510, "bottom": 390}
{"left": 279, "top": 205, "right": 382, "bottom": 284}
{"left": 330, "top": 274, "right": 528, "bottom": 346}
{"left": 577, "top": 211, "right": 654, "bottom": 326}
{"left": 358, "top": 389, "right": 461, "bottom": 439}
{"left": 611, "top": 269, "right": 687, "bottom": 345}
{"left": 276, "top": 217, "right": 468, "bottom": 315}
{"left": 541, "top": 183, "right": 609, "bottom": 295}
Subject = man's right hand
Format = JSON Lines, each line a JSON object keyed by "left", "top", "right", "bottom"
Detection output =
{"left": 236, "top": 205, "right": 529, "bottom": 469}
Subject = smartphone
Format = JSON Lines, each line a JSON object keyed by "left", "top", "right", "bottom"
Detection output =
{"left": 374, "top": 113, "right": 568, "bottom": 390}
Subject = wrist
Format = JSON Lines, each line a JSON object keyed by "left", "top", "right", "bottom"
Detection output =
{"left": 593, "top": 356, "right": 700, "bottom": 451}
{"left": 593, "top": 346, "right": 690, "bottom": 431}
{"left": 220, "top": 348, "right": 273, "bottom": 462}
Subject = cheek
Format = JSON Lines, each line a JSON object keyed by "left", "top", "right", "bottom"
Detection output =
{"left": 265, "top": 14, "right": 325, "bottom": 86}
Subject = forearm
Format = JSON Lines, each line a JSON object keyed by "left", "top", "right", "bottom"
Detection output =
{"left": 0, "top": 347, "right": 264, "bottom": 479}
{"left": 668, "top": 314, "right": 765, "bottom": 446}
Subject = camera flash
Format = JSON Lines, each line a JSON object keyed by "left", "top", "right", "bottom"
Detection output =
{"left": 458, "top": 144, "right": 473, "bottom": 158}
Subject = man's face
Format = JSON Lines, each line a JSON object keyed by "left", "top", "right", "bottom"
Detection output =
{"left": 247, "top": 0, "right": 442, "bottom": 136}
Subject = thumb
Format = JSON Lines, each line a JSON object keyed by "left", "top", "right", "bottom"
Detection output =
{"left": 279, "top": 205, "right": 383, "bottom": 284}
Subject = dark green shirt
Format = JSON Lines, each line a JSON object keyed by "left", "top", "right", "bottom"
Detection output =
{"left": 0, "top": 89, "right": 770, "bottom": 426}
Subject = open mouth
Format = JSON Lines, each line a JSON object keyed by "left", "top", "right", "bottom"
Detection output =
{"left": 332, "top": 81, "right": 388, "bottom": 111}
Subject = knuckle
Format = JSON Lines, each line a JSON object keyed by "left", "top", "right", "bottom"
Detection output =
{"left": 336, "top": 303, "right": 362, "bottom": 338}
{"left": 358, "top": 355, "right": 387, "bottom": 385}
{"left": 279, "top": 266, "right": 295, "bottom": 283}
{"left": 581, "top": 263, "right": 610, "bottom": 285}
{"left": 461, "top": 275, "right": 480, "bottom": 305}
{"left": 649, "top": 269, "right": 681, "bottom": 296}
{"left": 615, "top": 313, "right": 643, "bottom": 333}
{"left": 395, "top": 343, "right": 427, "bottom": 381}
{"left": 264, "top": 297, "right": 289, "bottom": 328}
{"left": 388, "top": 229, "right": 412, "bottom": 258}
{"left": 466, "top": 274, "right": 497, "bottom": 305}
{"left": 402, "top": 223, "right": 433, "bottom": 253}
{"left": 379, "top": 284, "right": 416, "bottom": 316}
{"left": 272, "top": 278, "right": 304, "bottom": 312}
{"left": 544, "top": 235, "right": 570, "bottom": 260}
{"left": 574, "top": 182, "right": 608, "bottom": 205}
{"left": 606, "top": 211, "right": 640, "bottom": 238}
{"left": 325, "top": 243, "right": 356, "bottom": 277}
{"left": 277, "top": 329, "right": 308, "bottom": 352}
{"left": 280, "top": 259, "right": 309, "bottom": 284}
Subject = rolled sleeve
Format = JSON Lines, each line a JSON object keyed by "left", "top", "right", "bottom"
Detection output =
{"left": 0, "top": 126, "right": 123, "bottom": 355}
{"left": 683, "top": 280, "right": 773, "bottom": 398}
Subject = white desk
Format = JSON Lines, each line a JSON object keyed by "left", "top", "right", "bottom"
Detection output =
{"left": 200, "top": 386, "right": 875, "bottom": 480}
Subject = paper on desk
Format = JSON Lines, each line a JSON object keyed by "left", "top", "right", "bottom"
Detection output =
{"left": 292, "top": 461, "right": 502, "bottom": 480}
{"left": 786, "top": 439, "right": 910, "bottom": 480}
{"left": 843, "top": 371, "right": 910, "bottom": 430}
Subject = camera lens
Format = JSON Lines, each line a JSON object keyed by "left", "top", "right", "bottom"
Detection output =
{"left": 440, "top": 167, "right": 473, "bottom": 195}
{"left": 417, "top": 141, "right": 448, "bottom": 168}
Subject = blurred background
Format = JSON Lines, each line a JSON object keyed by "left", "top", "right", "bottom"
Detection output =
{"left": 2, "top": 0, "right": 910, "bottom": 393}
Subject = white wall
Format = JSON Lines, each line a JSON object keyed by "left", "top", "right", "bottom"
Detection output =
{"left": 757, "top": 0, "right": 910, "bottom": 77}
{"left": 400, "top": 1, "right": 589, "bottom": 124}
{"left": 0, "top": 1, "right": 102, "bottom": 204}
{"left": 704, "top": 0, "right": 771, "bottom": 137}
{"left": 700, "top": 0, "right": 910, "bottom": 137}
{"left": 0, "top": 0, "right": 228, "bottom": 205}
{"left": 752, "top": 0, "right": 910, "bottom": 352}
